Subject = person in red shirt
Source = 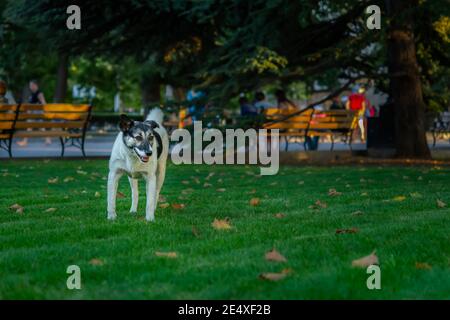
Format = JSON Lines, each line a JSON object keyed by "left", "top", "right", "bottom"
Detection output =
{"left": 346, "top": 86, "right": 368, "bottom": 142}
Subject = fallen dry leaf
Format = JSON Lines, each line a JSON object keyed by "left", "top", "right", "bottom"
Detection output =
{"left": 203, "top": 183, "right": 212, "bottom": 188}
{"left": 9, "top": 203, "right": 24, "bottom": 214}
{"left": 77, "top": 170, "right": 87, "bottom": 175}
{"left": 216, "top": 188, "right": 226, "bottom": 192}
{"left": 181, "top": 180, "right": 189, "bottom": 185}
{"left": 44, "top": 208, "right": 57, "bottom": 213}
{"left": 116, "top": 191, "right": 125, "bottom": 198}
{"left": 171, "top": 203, "right": 185, "bottom": 210}
{"left": 94, "top": 191, "right": 101, "bottom": 198}
{"left": 159, "top": 203, "right": 170, "bottom": 209}
{"left": 155, "top": 251, "right": 177, "bottom": 258}
{"left": 393, "top": 196, "right": 406, "bottom": 202}
{"left": 274, "top": 213, "right": 285, "bottom": 219}
{"left": 259, "top": 269, "right": 292, "bottom": 281}
{"left": 249, "top": 198, "right": 260, "bottom": 206}
{"left": 328, "top": 188, "right": 342, "bottom": 197}
{"left": 352, "top": 251, "right": 379, "bottom": 268}
{"left": 158, "top": 195, "right": 167, "bottom": 202}
{"left": 182, "top": 188, "right": 194, "bottom": 195}
{"left": 351, "top": 210, "right": 364, "bottom": 216}
{"left": 212, "top": 218, "right": 232, "bottom": 230}
{"left": 89, "top": 258, "right": 104, "bottom": 266}
{"left": 309, "top": 200, "right": 327, "bottom": 210}
{"left": 336, "top": 227, "right": 359, "bottom": 234}
{"left": 437, "top": 199, "right": 446, "bottom": 208}
{"left": 265, "top": 248, "right": 287, "bottom": 262}
{"left": 48, "top": 177, "right": 58, "bottom": 184}
{"left": 63, "top": 176, "right": 74, "bottom": 183}
{"left": 415, "top": 262, "right": 432, "bottom": 270}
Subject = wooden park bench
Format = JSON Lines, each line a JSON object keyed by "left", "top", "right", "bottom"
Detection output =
{"left": 0, "top": 104, "right": 20, "bottom": 157}
{"left": 430, "top": 111, "right": 450, "bottom": 147}
{"left": 264, "top": 108, "right": 358, "bottom": 151}
{"left": 0, "top": 103, "right": 92, "bottom": 157}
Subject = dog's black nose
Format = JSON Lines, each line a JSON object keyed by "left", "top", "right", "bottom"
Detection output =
{"left": 145, "top": 151, "right": 152, "bottom": 156}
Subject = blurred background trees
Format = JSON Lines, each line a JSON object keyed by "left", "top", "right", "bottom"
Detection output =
{"left": 0, "top": 0, "right": 449, "bottom": 157}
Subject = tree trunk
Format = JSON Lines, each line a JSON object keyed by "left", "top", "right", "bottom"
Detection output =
{"left": 386, "top": 0, "right": 431, "bottom": 158}
{"left": 53, "top": 53, "right": 69, "bottom": 103}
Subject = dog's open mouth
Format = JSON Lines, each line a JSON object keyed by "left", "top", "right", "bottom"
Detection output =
{"left": 134, "top": 149, "right": 150, "bottom": 163}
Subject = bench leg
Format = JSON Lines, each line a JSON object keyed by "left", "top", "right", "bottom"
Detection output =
{"left": 330, "top": 136, "right": 334, "bottom": 151}
{"left": 81, "top": 137, "right": 86, "bottom": 157}
{"left": 285, "top": 137, "right": 289, "bottom": 151}
{"left": 8, "top": 136, "right": 13, "bottom": 158}
{"left": 432, "top": 132, "right": 436, "bottom": 147}
{"left": 59, "top": 137, "right": 65, "bottom": 157}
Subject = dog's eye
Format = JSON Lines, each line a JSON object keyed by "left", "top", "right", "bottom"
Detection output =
{"left": 135, "top": 136, "right": 143, "bottom": 142}
{"left": 148, "top": 136, "right": 154, "bottom": 141}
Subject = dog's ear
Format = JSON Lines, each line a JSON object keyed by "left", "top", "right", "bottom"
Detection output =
{"left": 119, "top": 114, "right": 134, "bottom": 132}
{"left": 144, "top": 120, "right": 159, "bottom": 130}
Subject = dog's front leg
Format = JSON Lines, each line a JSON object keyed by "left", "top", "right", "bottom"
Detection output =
{"left": 145, "top": 175, "right": 157, "bottom": 222}
{"left": 128, "top": 177, "right": 139, "bottom": 214}
{"left": 107, "top": 171, "right": 122, "bottom": 220}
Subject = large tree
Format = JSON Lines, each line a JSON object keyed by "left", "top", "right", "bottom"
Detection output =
{"left": 4, "top": 0, "right": 450, "bottom": 158}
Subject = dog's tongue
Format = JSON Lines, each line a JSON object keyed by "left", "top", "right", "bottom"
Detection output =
{"left": 142, "top": 156, "right": 149, "bottom": 162}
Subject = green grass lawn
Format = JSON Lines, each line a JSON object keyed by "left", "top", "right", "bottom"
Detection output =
{"left": 0, "top": 160, "right": 449, "bottom": 299}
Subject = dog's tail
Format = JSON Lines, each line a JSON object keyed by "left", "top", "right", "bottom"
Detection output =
{"left": 146, "top": 108, "right": 164, "bottom": 124}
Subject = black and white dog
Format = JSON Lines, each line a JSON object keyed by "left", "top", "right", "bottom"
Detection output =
{"left": 107, "top": 108, "right": 169, "bottom": 222}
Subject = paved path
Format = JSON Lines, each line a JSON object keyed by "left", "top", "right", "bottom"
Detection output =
{"left": 1, "top": 134, "right": 448, "bottom": 159}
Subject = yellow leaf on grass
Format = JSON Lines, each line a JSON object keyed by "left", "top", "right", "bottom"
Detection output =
{"left": 9, "top": 203, "right": 24, "bottom": 214}
{"left": 415, "top": 262, "right": 432, "bottom": 270}
{"left": 171, "top": 203, "right": 185, "bottom": 210}
{"left": 352, "top": 251, "right": 379, "bottom": 268}
{"left": 159, "top": 203, "right": 170, "bottom": 209}
{"left": 393, "top": 196, "right": 406, "bottom": 201}
{"left": 89, "top": 258, "right": 104, "bottom": 266}
{"left": 274, "top": 213, "right": 285, "bottom": 218}
{"left": 259, "top": 269, "right": 292, "bottom": 281}
{"left": 116, "top": 192, "right": 125, "bottom": 198}
{"left": 94, "top": 192, "right": 101, "bottom": 198}
{"left": 45, "top": 208, "right": 57, "bottom": 213}
{"left": 216, "top": 188, "right": 226, "bottom": 192}
{"left": 328, "top": 189, "right": 342, "bottom": 196}
{"left": 155, "top": 251, "right": 177, "bottom": 258}
{"left": 265, "top": 249, "right": 287, "bottom": 262}
{"left": 250, "top": 198, "right": 260, "bottom": 206}
{"left": 77, "top": 170, "right": 87, "bottom": 175}
{"left": 64, "top": 176, "right": 74, "bottom": 183}
{"left": 48, "top": 177, "right": 58, "bottom": 184}
{"left": 212, "top": 218, "right": 232, "bottom": 230}
{"left": 437, "top": 199, "right": 446, "bottom": 208}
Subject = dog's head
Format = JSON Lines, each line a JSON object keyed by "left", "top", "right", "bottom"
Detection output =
{"left": 119, "top": 114, "right": 159, "bottom": 163}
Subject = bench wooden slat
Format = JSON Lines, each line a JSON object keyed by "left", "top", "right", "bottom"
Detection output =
{"left": 0, "top": 121, "right": 15, "bottom": 130}
{"left": 17, "top": 113, "right": 89, "bottom": 121}
{"left": 15, "top": 121, "right": 86, "bottom": 129}
{"left": 0, "top": 113, "right": 17, "bottom": 121}
{"left": 19, "top": 104, "right": 91, "bottom": 112}
{"left": 14, "top": 131, "right": 82, "bottom": 138}
{"left": 0, "top": 104, "right": 19, "bottom": 111}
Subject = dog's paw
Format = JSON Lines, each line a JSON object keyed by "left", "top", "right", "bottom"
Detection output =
{"left": 145, "top": 215, "right": 155, "bottom": 222}
{"left": 107, "top": 212, "right": 117, "bottom": 220}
